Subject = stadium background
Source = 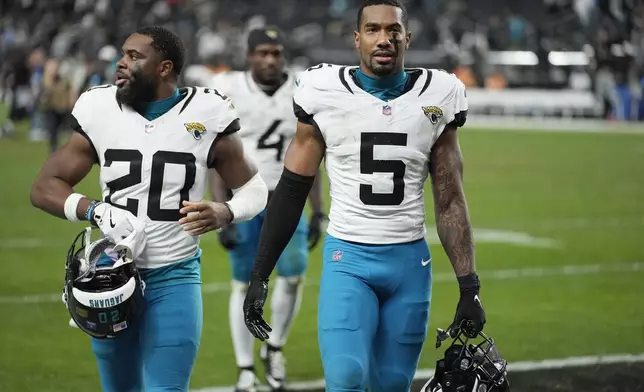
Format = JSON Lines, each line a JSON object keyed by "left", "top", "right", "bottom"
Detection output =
{"left": 1, "top": 0, "right": 643, "bottom": 391}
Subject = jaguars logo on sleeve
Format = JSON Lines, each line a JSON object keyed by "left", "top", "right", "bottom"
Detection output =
{"left": 422, "top": 106, "right": 444, "bottom": 124}
{"left": 184, "top": 122, "right": 207, "bottom": 140}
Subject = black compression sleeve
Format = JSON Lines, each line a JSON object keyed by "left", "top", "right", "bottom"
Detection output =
{"left": 252, "top": 168, "right": 315, "bottom": 280}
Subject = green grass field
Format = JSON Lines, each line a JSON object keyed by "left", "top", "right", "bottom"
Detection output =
{"left": 0, "top": 121, "right": 643, "bottom": 392}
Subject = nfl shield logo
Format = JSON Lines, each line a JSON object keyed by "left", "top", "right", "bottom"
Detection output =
{"left": 144, "top": 123, "right": 155, "bottom": 133}
{"left": 382, "top": 105, "right": 392, "bottom": 116}
{"left": 332, "top": 250, "right": 343, "bottom": 261}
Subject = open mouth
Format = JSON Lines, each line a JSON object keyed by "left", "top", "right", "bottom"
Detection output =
{"left": 115, "top": 72, "right": 130, "bottom": 87}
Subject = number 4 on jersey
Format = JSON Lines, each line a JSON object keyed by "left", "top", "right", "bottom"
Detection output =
{"left": 257, "top": 120, "right": 285, "bottom": 162}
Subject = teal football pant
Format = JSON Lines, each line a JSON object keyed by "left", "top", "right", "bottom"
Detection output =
{"left": 319, "top": 234, "right": 433, "bottom": 392}
{"left": 90, "top": 280, "right": 202, "bottom": 391}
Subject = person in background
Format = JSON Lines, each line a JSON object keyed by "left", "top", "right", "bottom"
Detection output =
{"left": 39, "top": 58, "right": 74, "bottom": 153}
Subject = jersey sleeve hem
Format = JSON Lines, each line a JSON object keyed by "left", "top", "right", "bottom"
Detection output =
{"left": 448, "top": 109, "right": 468, "bottom": 128}
{"left": 218, "top": 118, "right": 241, "bottom": 137}
{"left": 207, "top": 118, "right": 241, "bottom": 168}
{"left": 293, "top": 100, "right": 314, "bottom": 125}
{"left": 70, "top": 115, "right": 99, "bottom": 164}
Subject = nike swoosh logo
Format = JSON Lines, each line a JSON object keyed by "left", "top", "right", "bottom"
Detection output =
{"left": 109, "top": 214, "right": 116, "bottom": 228}
{"left": 421, "top": 257, "right": 432, "bottom": 266}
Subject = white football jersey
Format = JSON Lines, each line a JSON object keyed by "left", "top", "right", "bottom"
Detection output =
{"left": 72, "top": 85, "right": 239, "bottom": 268}
{"left": 211, "top": 71, "right": 297, "bottom": 190}
{"left": 293, "top": 64, "right": 468, "bottom": 244}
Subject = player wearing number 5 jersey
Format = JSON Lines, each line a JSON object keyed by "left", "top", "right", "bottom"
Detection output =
{"left": 30, "top": 26, "right": 268, "bottom": 392}
{"left": 243, "top": 1, "right": 488, "bottom": 392}
{"left": 209, "top": 27, "right": 324, "bottom": 392}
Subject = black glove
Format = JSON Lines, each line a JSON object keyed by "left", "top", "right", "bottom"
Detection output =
{"left": 218, "top": 224, "right": 239, "bottom": 250}
{"left": 243, "top": 273, "right": 272, "bottom": 341}
{"left": 308, "top": 212, "right": 326, "bottom": 250}
{"left": 449, "top": 273, "right": 486, "bottom": 338}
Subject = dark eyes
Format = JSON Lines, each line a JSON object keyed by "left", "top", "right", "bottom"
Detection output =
{"left": 365, "top": 27, "right": 401, "bottom": 34}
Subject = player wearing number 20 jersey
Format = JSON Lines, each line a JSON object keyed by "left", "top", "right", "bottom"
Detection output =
{"left": 31, "top": 27, "right": 267, "bottom": 392}
{"left": 209, "top": 27, "right": 324, "bottom": 392}
{"left": 74, "top": 84, "right": 234, "bottom": 267}
{"left": 243, "top": 2, "right": 488, "bottom": 392}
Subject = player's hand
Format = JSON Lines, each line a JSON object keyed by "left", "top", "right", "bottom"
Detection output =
{"left": 91, "top": 202, "right": 138, "bottom": 243}
{"left": 448, "top": 287, "right": 486, "bottom": 338}
{"left": 308, "top": 212, "right": 326, "bottom": 250}
{"left": 218, "top": 224, "right": 239, "bottom": 250}
{"left": 179, "top": 200, "right": 233, "bottom": 236}
{"left": 243, "top": 273, "right": 272, "bottom": 341}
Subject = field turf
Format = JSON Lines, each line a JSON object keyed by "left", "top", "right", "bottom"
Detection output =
{"left": 0, "top": 121, "right": 642, "bottom": 391}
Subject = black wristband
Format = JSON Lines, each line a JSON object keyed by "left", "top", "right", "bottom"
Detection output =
{"left": 252, "top": 168, "right": 315, "bottom": 280}
{"left": 457, "top": 272, "right": 480, "bottom": 292}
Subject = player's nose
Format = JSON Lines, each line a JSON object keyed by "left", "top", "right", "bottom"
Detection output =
{"left": 115, "top": 55, "right": 128, "bottom": 70}
{"left": 375, "top": 35, "right": 394, "bottom": 50}
{"left": 264, "top": 54, "right": 278, "bottom": 66}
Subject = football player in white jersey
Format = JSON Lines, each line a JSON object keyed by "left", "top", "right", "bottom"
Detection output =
{"left": 243, "top": 1, "right": 488, "bottom": 391}
{"left": 30, "top": 26, "right": 268, "bottom": 392}
{"left": 209, "top": 27, "right": 325, "bottom": 392}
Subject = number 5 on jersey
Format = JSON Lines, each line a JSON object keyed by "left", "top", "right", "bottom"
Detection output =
{"left": 359, "top": 132, "right": 408, "bottom": 206}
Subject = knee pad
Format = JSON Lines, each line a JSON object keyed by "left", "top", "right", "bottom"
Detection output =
{"left": 324, "top": 354, "right": 365, "bottom": 391}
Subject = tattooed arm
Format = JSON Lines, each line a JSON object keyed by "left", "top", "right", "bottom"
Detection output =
{"left": 430, "top": 125, "right": 485, "bottom": 336}
{"left": 429, "top": 125, "right": 475, "bottom": 276}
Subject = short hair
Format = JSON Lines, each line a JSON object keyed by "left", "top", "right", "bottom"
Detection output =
{"left": 135, "top": 26, "right": 185, "bottom": 76}
{"left": 357, "top": 0, "right": 409, "bottom": 31}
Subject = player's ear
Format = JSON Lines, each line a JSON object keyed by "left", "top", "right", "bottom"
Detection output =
{"left": 354, "top": 30, "right": 360, "bottom": 50}
{"left": 405, "top": 31, "right": 412, "bottom": 50}
{"left": 159, "top": 60, "right": 173, "bottom": 78}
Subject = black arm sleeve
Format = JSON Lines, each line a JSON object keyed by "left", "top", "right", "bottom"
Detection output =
{"left": 252, "top": 167, "right": 316, "bottom": 280}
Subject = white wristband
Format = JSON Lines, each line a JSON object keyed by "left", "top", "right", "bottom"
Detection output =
{"left": 64, "top": 193, "right": 85, "bottom": 222}
{"left": 225, "top": 173, "right": 268, "bottom": 223}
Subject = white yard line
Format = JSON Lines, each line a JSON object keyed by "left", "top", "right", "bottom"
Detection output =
{"left": 0, "top": 227, "right": 557, "bottom": 249}
{"left": 192, "top": 353, "right": 644, "bottom": 392}
{"left": 426, "top": 228, "right": 558, "bottom": 248}
{"left": 467, "top": 116, "right": 644, "bottom": 134}
{"left": 1, "top": 261, "right": 642, "bottom": 305}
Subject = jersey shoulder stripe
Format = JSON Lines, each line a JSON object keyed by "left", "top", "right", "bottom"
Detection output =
{"left": 72, "top": 84, "right": 119, "bottom": 138}
{"left": 293, "top": 63, "right": 353, "bottom": 118}
{"left": 178, "top": 86, "right": 240, "bottom": 138}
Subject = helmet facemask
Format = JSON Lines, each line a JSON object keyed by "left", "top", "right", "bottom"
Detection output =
{"left": 63, "top": 227, "right": 145, "bottom": 339}
{"left": 423, "top": 321, "right": 510, "bottom": 392}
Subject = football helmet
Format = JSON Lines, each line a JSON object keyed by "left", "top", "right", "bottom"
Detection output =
{"left": 420, "top": 321, "right": 510, "bottom": 392}
{"left": 62, "top": 227, "right": 145, "bottom": 339}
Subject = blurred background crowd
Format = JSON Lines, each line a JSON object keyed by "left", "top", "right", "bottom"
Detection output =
{"left": 1, "top": 0, "right": 643, "bottom": 149}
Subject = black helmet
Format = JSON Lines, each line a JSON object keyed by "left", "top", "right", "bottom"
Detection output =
{"left": 421, "top": 321, "right": 510, "bottom": 392}
{"left": 63, "top": 227, "right": 145, "bottom": 339}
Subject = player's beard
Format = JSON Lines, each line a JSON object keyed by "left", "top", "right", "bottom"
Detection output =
{"left": 254, "top": 69, "right": 284, "bottom": 89}
{"left": 116, "top": 67, "right": 159, "bottom": 106}
{"left": 367, "top": 54, "right": 399, "bottom": 77}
